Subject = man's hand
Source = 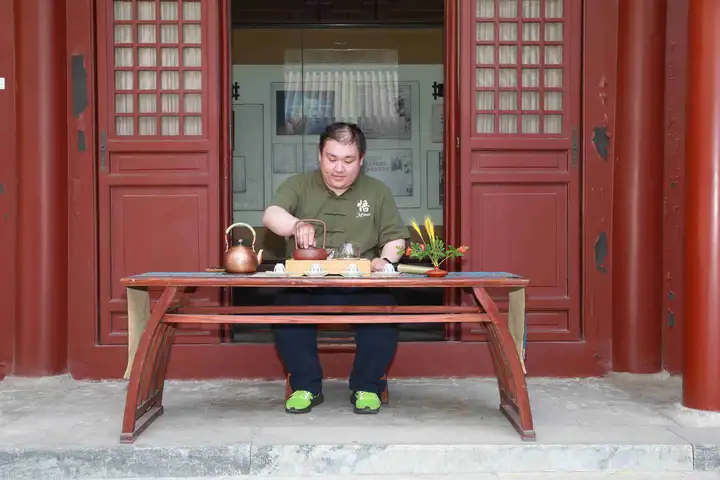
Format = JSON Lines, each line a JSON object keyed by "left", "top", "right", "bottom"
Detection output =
{"left": 294, "top": 222, "right": 316, "bottom": 249}
{"left": 371, "top": 257, "right": 390, "bottom": 272}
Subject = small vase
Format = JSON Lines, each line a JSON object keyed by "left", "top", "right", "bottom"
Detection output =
{"left": 426, "top": 267, "right": 448, "bottom": 278}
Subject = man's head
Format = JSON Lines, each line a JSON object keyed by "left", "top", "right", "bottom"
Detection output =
{"left": 317, "top": 122, "right": 366, "bottom": 193}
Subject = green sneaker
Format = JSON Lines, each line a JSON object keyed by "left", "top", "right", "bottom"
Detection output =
{"left": 352, "top": 391, "right": 381, "bottom": 414}
{"left": 285, "top": 390, "right": 324, "bottom": 414}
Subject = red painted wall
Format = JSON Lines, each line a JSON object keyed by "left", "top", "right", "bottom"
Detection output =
{"left": 662, "top": 0, "right": 689, "bottom": 374}
{"left": 0, "top": 0, "right": 16, "bottom": 378}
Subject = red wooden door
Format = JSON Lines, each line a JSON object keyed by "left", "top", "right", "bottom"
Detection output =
{"left": 459, "top": 0, "right": 581, "bottom": 341}
{"left": 96, "top": 0, "right": 221, "bottom": 345}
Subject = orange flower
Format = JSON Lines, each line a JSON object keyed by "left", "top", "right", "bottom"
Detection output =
{"left": 420, "top": 244, "right": 425, "bottom": 251}
{"left": 405, "top": 247, "right": 412, "bottom": 256}
{"left": 458, "top": 246, "right": 468, "bottom": 253}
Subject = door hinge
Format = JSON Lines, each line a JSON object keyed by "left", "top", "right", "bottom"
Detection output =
{"left": 99, "top": 131, "right": 107, "bottom": 172}
{"left": 571, "top": 128, "right": 579, "bottom": 168}
{"left": 456, "top": 136, "right": 460, "bottom": 149}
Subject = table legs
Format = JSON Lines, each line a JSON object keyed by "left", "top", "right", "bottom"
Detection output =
{"left": 473, "top": 287, "right": 536, "bottom": 441}
{"left": 121, "top": 286, "right": 180, "bottom": 444}
{"left": 124, "top": 287, "right": 151, "bottom": 380}
{"left": 120, "top": 284, "right": 534, "bottom": 443}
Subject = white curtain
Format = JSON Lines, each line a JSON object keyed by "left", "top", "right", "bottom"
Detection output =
{"left": 282, "top": 66, "right": 401, "bottom": 126}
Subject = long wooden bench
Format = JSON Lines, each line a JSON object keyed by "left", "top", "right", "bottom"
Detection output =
{"left": 120, "top": 271, "right": 533, "bottom": 444}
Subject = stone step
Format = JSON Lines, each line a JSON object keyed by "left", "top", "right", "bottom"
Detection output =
{"left": 1, "top": 375, "right": 718, "bottom": 479}
{"left": 0, "top": 442, "right": 701, "bottom": 479}
{"left": 108, "top": 474, "right": 720, "bottom": 480}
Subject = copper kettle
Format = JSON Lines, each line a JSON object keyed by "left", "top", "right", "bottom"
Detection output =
{"left": 292, "top": 218, "right": 329, "bottom": 261}
{"left": 223, "top": 222, "right": 264, "bottom": 273}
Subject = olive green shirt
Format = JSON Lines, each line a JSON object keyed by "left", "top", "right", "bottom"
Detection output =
{"left": 270, "top": 170, "right": 409, "bottom": 260}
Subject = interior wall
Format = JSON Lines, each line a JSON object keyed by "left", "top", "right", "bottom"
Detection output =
{"left": 662, "top": 0, "right": 689, "bottom": 375}
{"left": 230, "top": 28, "right": 445, "bottom": 261}
{"left": 232, "top": 28, "right": 443, "bottom": 65}
{"left": 0, "top": 0, "right": 16, "bottom": 377}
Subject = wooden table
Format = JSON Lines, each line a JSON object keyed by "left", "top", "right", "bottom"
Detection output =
{"left": 119, "top": 271, "right": 534, "bottom": 443}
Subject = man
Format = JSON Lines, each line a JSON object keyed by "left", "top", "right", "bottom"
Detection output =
{"left": 262, "top": 122, "right": 409, "bottom": 415}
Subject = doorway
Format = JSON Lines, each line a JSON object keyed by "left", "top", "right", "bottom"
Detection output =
{"left": 225, "top": 4, "right": 450, "bottom": 346}
{"left": 77, "top": 0, "right": 599, "bottom": 381}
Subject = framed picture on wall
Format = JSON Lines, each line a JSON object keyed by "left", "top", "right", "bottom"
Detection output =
{"left": 355, "top": 82, "right": 413, "bottom": 140}
{"left": 364, "top": 149, "right": 415, "bottom": 198}
{"left": 273, "top": 88, "right": 336, "bottom": 136}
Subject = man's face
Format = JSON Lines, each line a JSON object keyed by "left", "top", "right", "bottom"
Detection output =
{"left": 318, "top": 139, "right": 364, "bottom": 193}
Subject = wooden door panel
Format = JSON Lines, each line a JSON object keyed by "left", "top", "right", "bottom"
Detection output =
{"left": 111, "top": 152, "right": 209, "bottom": 173}
{"left": 464, "top": 310, "right": 569, "bottom": 340}
{"left": 459, "top": 0, "right": 581, "bottom": 342}
{"left": 107, "top": 185, "right": 211, "bottom": 300}
{"left": 102, "top": 305, "right": 218, "bottom": 345}
{"left": 468, "top": 183, "right": 568, "bottom": 299}
{"left": 96, "top": 0, "right": 221, "bottom": 346}
{"left": 472, "top": 150, "right": 568, "bottom": 171}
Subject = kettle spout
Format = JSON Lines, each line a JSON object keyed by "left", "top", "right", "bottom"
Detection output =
{"left": 256, "top": 249, "right": 264, "bottom": 265}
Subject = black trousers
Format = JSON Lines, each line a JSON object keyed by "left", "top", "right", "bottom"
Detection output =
{"left": 272, "top": 287, "right": 398, "bottom": 396}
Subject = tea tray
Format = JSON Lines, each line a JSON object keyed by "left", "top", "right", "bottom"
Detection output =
{"left": 285, "top": 258, "right": 371, "bottom": 275}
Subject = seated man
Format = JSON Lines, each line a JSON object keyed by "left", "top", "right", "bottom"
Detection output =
{"left": 262, "top": 122, "right": 409, "bottom": 415}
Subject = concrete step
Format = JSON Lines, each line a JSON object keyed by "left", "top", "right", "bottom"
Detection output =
{"left": 1, "top": 375, "right": 719, "bottom": 479}
{"left": 111, "top": 475, "right": 720, "bottom": 480}
{"left": 0, "top": 442, "right": 701, "bottom": 479}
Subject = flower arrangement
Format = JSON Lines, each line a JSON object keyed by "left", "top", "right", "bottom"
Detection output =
{"left": 398, "top": 216, "right": 469, "bottom": 273}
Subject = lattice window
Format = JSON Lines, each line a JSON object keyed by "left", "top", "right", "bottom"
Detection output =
{"left": 112, "top": 0, "right": 203, "bottom": 136}
{"left": 474, "top": 0, "right": 565, "bottom": 134}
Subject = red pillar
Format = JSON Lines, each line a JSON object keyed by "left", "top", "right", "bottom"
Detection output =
{"left": 683, "top": 0, "right": 720, "bottom": 411}
{"left": 13, "top": 0, "right": 68, "bottom": 375}
{"left": 611, "top": 0, "right": 666, "bottom": 373}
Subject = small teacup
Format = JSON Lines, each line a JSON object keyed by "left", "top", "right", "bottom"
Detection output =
{"left": 310, "top": 263, "right": 323, "bottom": 273}
{"left": 383, "top": 263, "right": 395, "bottom": 273}
{"left": 348, "top": 263, "right": 359, "bottom": 274}
{"left": 273, "top": 263, "right": 286, "bottom": 273}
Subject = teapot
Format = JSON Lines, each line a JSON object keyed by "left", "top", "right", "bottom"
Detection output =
{"left": 292, "top": 218, "right": 329, "bottom": 261}
{"left": 223, "top": 222, "right": 264, "bottom": 273}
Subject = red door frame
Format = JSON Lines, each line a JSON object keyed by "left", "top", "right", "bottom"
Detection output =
{"left": 0, "top": 0, "right": 17, "bottom": 379}
{"left": 66, "top": 0, "right": 617, "bottom": 380}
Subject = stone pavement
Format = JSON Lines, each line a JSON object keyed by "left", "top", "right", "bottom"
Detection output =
{"left": 113, "top": 475, "right": 720, "bottom": 480}
{"left": 0, "top": 373, "right": 719, "bottom": 479}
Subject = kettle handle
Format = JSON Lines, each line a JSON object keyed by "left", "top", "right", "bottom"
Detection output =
{"left": 224, "top": 222, "right": 257, "bottom": 252}
{"left": 293, "top": 218, "right": 327, "bottom": 249}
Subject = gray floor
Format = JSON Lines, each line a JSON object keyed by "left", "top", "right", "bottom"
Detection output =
{"left": 0, "top": 373, "right": 719, "bottom": 478}
{"left": 113, "top": 475, "right": 720, "bottom": 480}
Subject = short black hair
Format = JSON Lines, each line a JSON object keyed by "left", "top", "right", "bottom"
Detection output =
{"left": 318, "top": 122, "right": 367, "bottom": 158}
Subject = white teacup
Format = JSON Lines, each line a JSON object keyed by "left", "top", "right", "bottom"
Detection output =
{"left": 273, "top": 263, "right": 286, "bottom": 273}
{"left": 310, "top": 263, "right": 323, "bottom": 273}
{"left": 383, "top": 263, "right": 395, "bottom": 273}
{"left": 348, "top": 263, "right": 359, "bottom": 273}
